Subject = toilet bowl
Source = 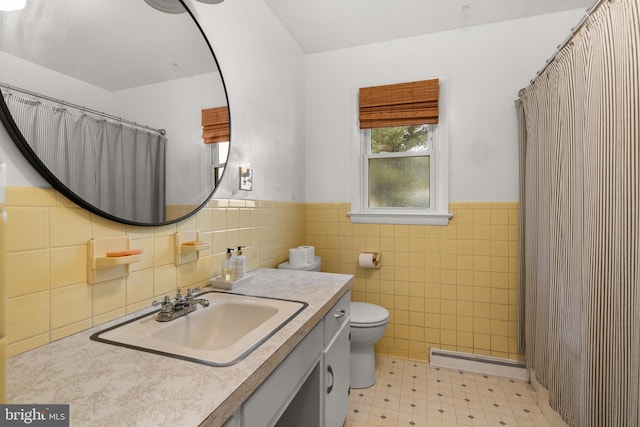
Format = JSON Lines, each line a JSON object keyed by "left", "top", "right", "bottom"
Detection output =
{"left": 277, "top": 254, "right": 389, "bottom": 388}
{"left": 349, "top": 302, "right": 389, "bottom": 388}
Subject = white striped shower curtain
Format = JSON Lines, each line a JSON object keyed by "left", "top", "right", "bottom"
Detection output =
{"left": 518, "top": 0, "right": 640, "bottom": 425}
{"left": 3, "top": 92, "right": 166, "bottom": 223}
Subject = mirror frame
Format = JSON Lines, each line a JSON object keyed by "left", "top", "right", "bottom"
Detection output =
{"left": 0, "top": 0, "right": 230, "bottom": 226}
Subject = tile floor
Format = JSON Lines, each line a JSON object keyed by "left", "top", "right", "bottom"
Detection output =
{"left": 344, "top": 355, "right": 551, "bottom": 427}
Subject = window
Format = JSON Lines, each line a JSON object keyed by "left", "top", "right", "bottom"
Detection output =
{"left": 210, "top": 142, "right": 228, "bottom": 187}
{"left": 202, "top": 106, "right": 230, "bottom": 186}
{"left": 348, "top": 78, "right": 451, "bottom": 225}
{"left": 366, "top": 124, "right": 434, "bottom": 209}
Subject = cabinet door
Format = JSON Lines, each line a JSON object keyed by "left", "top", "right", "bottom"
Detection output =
{"left": 324, "top": 320, "right": 350, "bottom": 427}
{"left": 243, "top": 324, "right": 323, "bottom": 427}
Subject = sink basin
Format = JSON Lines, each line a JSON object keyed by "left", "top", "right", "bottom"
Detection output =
{"left": 90, "top": 291, "right": 307, "bottom": 366}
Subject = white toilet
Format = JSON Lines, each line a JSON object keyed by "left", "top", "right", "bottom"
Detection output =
{"left": 349, "top": 302, "right": 389, "bottom": 388}
{"left": 278, "top": 255, "right": 390, "bottom": 389}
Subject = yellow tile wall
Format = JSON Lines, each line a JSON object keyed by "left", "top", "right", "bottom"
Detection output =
{"left": 1, "top": 189, "right": 6, "bottom": 403}
{"left": 4, "top": 188, "right": 521, "bottom": 367}
{"left": 4, "top": 187, "right": 307, "bottom": 356}
{"left": 306, "top": 202, "right": 522, "bottom": 363}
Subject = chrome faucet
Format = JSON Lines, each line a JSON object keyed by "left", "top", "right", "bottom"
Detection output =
{"left": 152, "top": 288, "right": 210, "bottom": 322}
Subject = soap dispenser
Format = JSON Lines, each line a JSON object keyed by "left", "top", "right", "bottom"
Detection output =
{"left": 222, "top": 248, "right": 235, "bottom": 282}
{"left": 235, "top": 246, "right": 246, "bottom": 279}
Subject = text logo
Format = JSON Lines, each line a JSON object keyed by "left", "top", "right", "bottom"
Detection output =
{"left": 1, "top": 405, "right": 69, "bottom": 426}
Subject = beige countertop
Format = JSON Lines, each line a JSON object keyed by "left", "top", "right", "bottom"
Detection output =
{"left": 6, "top": 268, "right": 353, "bottom": 427}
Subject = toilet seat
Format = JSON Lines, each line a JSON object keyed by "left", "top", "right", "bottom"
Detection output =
{"left": 351, "top": 302, "right": 389, "bottom": 328}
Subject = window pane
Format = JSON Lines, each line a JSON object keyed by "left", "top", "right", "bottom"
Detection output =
{"left": 371, "top": 125, "right": 430, "bottom": 154}
{"left": 368, "top": 156, "right": 430, "bottom": 208}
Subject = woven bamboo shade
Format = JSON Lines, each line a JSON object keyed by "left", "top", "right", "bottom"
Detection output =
{"left": 202, "top": 106, "right": 230, "bottom": 144}
{"left": 359, "top": 78, "right": 439, "bottom": 129}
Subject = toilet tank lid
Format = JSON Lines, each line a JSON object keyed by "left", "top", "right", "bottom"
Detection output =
{"left": 351, "top": 302, "right": 389, "bottom": 324}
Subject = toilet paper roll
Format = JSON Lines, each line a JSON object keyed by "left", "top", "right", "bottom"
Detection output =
{"left": 297, "top": 245, "right": 315, "bottom": 263}
{"left": 289, "top": 248, "right": 307, "bottom": 266}
{"left": 359, "top": 252, "right": 380, "bottom": 269}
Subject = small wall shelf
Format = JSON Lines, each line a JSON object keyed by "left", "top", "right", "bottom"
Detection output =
{"left": 88, "top": 237, "right": 142, "bottom": 284}
{"left": 95, "top": 253, "right": 143, "bottom": 268}
{"left": 175, "top": 230, "right": 209, "bottom": 265}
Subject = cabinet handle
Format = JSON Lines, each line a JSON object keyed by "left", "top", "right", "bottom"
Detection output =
{"left": 333, "top": 309, "right": 346, "bottom": 318}
{"left": 327, "top": 365, "right": 334, "bottom": 394}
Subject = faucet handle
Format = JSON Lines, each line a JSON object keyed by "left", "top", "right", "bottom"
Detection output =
{"left": 152, "top": 295, "right": 173, "bottom": 312}
{"left": 174, "top": 288, "right": 185, "bottom": 303}
{"left": 152, "top": 295, "right": 169, "bottom": 306}
{"left": 185, "top": 288, "right": 210, "bottom": 307}
{"left": 187, "top": 287, "right": 202, "bottom": 296}
{"left": 186, "top": 288, "right": 201, "bottom": 299}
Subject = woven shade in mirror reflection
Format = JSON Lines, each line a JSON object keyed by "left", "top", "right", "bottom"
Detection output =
{"left": 202, "top": 106, "right": 230, "bottom": 144}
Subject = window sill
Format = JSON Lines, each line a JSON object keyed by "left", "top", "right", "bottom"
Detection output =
{"left": 347, "top": 211, "right": 453, "bottom": 226}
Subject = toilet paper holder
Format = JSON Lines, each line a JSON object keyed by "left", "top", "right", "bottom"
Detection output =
{"left": 358, "top": 251, "right": 381, "bottom": 269}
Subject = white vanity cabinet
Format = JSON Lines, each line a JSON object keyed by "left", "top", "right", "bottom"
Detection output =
{"left": 222, "top": 291, "right": 351, "bottom": 427}
{"left": 322, "top": 291, "right": 351, "bottom": 427}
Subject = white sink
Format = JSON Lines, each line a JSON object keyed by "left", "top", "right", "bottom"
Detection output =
{"left": 91, "top": 291, "right": 307, "bottom": 366}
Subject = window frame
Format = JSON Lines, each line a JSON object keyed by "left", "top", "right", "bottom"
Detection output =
{"left": 210, "top": 141, "right": 228, "bottom": 187}
{"left": 348, "top": 77, "right": 451, "bottom": 225}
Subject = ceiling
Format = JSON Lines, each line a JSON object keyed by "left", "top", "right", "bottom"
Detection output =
{"left": 264, "top": 0, "right": 595, "bottom": 54}
{"left": 0, "top": 0, "right": 595, "bottom": 91}
{"left": 0, "top": 0, "right": 217, "bottom": 91}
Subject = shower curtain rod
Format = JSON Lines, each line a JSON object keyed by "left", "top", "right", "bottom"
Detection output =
{"left": 0, "top": 82, "right": 166, "bottom": 136}
{"left": 525, "top": 0, "right": 605, "bottom": 89}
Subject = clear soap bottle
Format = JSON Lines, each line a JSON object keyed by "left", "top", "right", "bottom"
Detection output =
{"left": 222, "top": 248, "right": 235, "bottom": 282}
{"left": 235, "top": 246, "right": 246, "bottom": 279}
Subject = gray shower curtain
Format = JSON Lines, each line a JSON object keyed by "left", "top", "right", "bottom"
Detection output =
{"left": 518, "top": 0, "right": 640, "bottom": 425}
{"left": 4, "top": 92, "right": 166, "bottom": 223}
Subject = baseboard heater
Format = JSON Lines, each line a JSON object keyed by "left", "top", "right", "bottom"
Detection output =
{"left": 429, "top": 348, "right": 528, "bottom": 381}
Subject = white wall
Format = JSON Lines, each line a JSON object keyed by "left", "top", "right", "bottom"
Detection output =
{"left": 115, "top": 73, "right": 226, "bottom": 205}
{"left": 0, "top": 5, "right": 587, "bottom": 205}
{"left": 304, "top": 9, "right": 586, "bottom": 203}
{"left": 187, "top": 0, "right": 306, "bottom": 202}
{"left": 0, "top": 0, "right": 307, "bottom": 204}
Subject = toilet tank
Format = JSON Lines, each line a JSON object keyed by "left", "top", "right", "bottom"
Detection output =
{"left": 277, "top": 256, "right": 322, "bottom": 272}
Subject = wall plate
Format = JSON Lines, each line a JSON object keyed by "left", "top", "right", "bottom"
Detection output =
{"left": 240, "top": 166, "right": 253, "bottom": 191}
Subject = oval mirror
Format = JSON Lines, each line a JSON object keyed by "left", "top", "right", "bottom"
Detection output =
{"left": 0, "top": 0, "right": 229, "bottom": 226}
